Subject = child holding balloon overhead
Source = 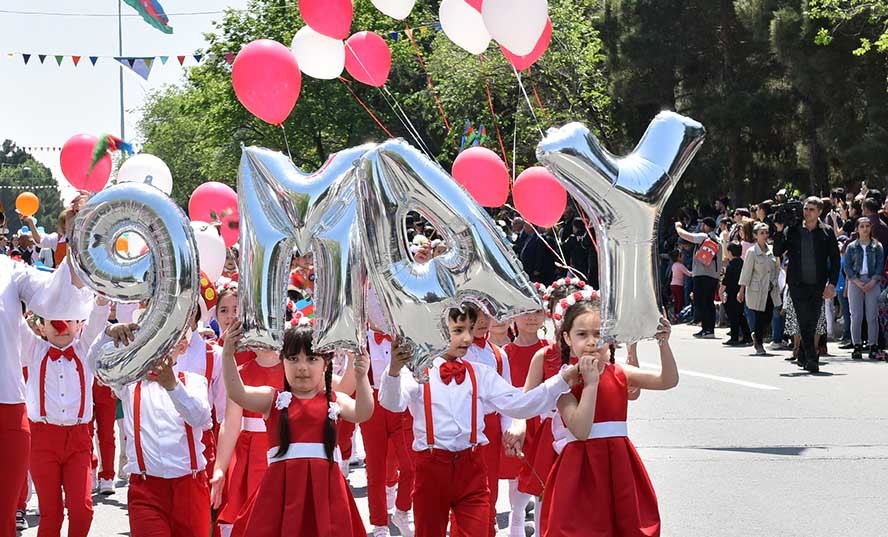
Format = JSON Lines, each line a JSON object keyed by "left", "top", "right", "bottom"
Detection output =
{"left": 540, "top": 289, "right": 678, "bottom": 537}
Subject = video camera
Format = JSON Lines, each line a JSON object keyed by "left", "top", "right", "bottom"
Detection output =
{"left": 773, "top": 200, "right": 804, "bottom": 228}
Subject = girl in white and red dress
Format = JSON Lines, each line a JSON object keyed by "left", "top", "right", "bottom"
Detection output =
{"left": 540, "top": 289, "right": 678, "bottom": 537}
{"left": 212, "top": 281, "right": 282, "bottom": 532}
{"left": 221, "top": 319, "right": 372, "bottom": 537}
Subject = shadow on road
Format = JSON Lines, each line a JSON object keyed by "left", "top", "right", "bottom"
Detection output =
{"left": 700, "top": 446, "right": 826, "bottom": 456}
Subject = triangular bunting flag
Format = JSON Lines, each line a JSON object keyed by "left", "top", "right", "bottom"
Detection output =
{"left": 38, "top": 54, "right": 46, "bottom": 64}
{"left": 54, "top": 55, "right": 63, "bottom": 66}
{"left": 72, "top": 55, "right": 81, "bottom": 66}
{"left": 22, "top": 54, "right": 31, "bottom": 65}
{"left": 160, "top": 56, "right": 169, "bottom": 64}
{"left": 193, "top": 54, "right": 203, "bottom": 63}
{"left": 127, "top": 58, "right": 136, "bottom": 67}
{"left": 89, "top": 56, "right": 98, "bottom": 66}
{"left": 132, "top": 58, "right": 154, "bottom": 80}
{"left": 177, "top": 55, "right": 186, "bottom": 65}
{"left": 144, "top": 58, "right": 153, "bottom": 69}
{"left": 224, "top": 53, "right": 234, "bottom": 65}
{"left": 404, "top": 28, "right": 413, "bottom": 40}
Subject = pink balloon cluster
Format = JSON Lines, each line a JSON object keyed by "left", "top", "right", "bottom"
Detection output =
{"left": 344, "top": 32, "right": 392, "bottom": 88}
{"left": 300, "top": 0, "right": 353, "bottom": 40}
{"left": 451, "top": 148, "right": 566, "bottom": 228}
{"left": 232, "top": 40, "right": 302, "bottom": 125}
{"left": 60, "top": 134, "right": 111, "bottom": 192}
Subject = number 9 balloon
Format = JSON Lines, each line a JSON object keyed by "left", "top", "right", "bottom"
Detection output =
{"left": 69, "top": 183, "right": 200, "bottom": 388}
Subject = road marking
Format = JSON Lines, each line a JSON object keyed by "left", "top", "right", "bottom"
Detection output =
{"left": 637, "top": 361, "right": 780, "bottom": 391}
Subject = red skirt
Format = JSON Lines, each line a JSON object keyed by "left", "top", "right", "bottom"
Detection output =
{"left": 540, "top": 438, "right": 660, "bottom": 537}
{"left": 218, "top": 431, "right": 269, "bottom": 524}
{"left": 517, "top": 417, "right": 553, "bottom": 497}
{"left": 231, "top": 458, "right": 365, "bottom": 537}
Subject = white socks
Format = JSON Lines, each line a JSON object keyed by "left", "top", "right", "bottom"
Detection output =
{"left": 508, "top": 479, "right": 532, "bottom": 536}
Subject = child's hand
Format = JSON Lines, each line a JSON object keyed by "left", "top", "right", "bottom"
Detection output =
{"left": 150, "top": 357, "right": 177, "bottom": 391}
{"left": 210, "top": 468, "right": 226, "bottom": 509}
{"left": 559, "top": 363, "right": 580, "bottom": 386}
{"left": 222, "top": 320, "right": 243, "bottom": 356}
{"left": 502, "top": 423, "right": 526, "bottom": 457}
{"left": 353, "top": 351, "right": 369, "bottom": 379}
{"left": 105, "top": 323, "right": 138, "bottom": 348}
{"left": 96, "top": 295, "right": 110, "bottom": 307}
{"left": 388, "top": 339, "right": 411, "bottom": 377}
{"left": 578, "top": 356, "right": 604, "bottom": 384}
{"left": 654, "top": 315, "right": 671, "bottom": 345}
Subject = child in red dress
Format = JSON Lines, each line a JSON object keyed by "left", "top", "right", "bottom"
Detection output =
{"left": 540, "top": 289, "right": 678, "bottom": 537}
{"left": 221, "top": 320, "right": 372, "bottom": 537}
{"left": 379, "top": 305, "right": 579, "bottom": 537}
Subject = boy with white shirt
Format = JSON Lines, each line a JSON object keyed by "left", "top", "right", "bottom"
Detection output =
{"left": 20, "top": 298, "right": 111, "bottom": 537}
{"left": 379, "top": 304, "right": 577, "bottom": 537}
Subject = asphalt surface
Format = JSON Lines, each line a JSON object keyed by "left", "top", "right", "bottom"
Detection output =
{"left": 18, "top": 323, "right": 888, "bottom": 536}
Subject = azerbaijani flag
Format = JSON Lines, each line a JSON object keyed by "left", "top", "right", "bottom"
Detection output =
{"left": 124, "top": 0, "right": 173, "bottom": 34}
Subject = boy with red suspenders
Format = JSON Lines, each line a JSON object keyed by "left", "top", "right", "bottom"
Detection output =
{"left": 378, "top": 305, "right": 577, "bottom": 537}
{"left": 20, "top": 298, "right": 110, "bottom": 537}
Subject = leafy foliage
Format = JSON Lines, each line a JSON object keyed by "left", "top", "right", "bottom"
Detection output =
{"left": 0, "top": 140, "right": 63, "bottom": 235}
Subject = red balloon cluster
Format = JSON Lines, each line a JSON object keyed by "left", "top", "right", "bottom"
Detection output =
{"left": 232, "top": 40, "right": 302, "bottom": 125}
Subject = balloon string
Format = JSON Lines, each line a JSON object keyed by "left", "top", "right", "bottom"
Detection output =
{"left": 479, "top": 54, "right": 510, "bottom": 171}
{"left": 512, "top": 64, "right": 545, "bottom": 138}
{"left": 379, "top": 85, "right": 437, "bottom": 161}
{"left": 578, "top": 208, "right": 599, "bottom": 254}
{"left": 512, "top": 101, "right": 519, "bottom": 183}
{"left": 338, "top": 77, "right": 394, "bottom": 138}
{"left": 280, "top": 124, "right": 292, "bottom": 161}
{"left": 404, "top": 23, "right": 451, "bottom": 133}
{"left": 527, "top": 66, "right": 552, "bottom": 127}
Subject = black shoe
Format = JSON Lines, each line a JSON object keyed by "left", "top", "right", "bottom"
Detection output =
{"left": 852, "top": 345, "right": 863, "bottom": 360}
{"left": 693, "top": 330, "right": 705, "bottom": 338}
{"left": 838, "top": 340, "right": 854, "bottom": 349}
{"left": 723, "top": 339, "right": 742, "bottom": 346}
{"left": 805, "top": 364, "right": 820, "bottom": 373}
{"left": 784, "top": 355, "right": 796, "bottom": 361}
{"left": 869, "top": 346, "right": 880, "bottom": 360}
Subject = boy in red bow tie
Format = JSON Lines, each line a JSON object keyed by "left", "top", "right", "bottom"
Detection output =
{"left": 20, "top": 297, "right": 112, "bottom": 537}
{"left": 378, "top": 304, "right": 579, "bottom": 537}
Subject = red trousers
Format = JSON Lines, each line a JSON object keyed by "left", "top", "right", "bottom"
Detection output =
{"left": 480, "top": 413, "right": 502, "bottom": 535}
{"left": 92, "top": 382, "right": 117, "bottom": 481}
{"left": 413, "top": 449, "right": 490, "bottom": 537}
{"left": 362, "top": 391, "right": 415, "bottom": 526}
{"left": 128, "top": 472, "right": 210, "bottom": 537}
{"left": 338, "top": 419, "right": 356, "bottom": 461}
{"left": 29, "top": 421, "right": 94, "bottom": 537}
{"left": 0, "top": 404, "right": 29, "bottom": 537}
{"left": 670, "top": 285, "right": 684, "bottom": 316}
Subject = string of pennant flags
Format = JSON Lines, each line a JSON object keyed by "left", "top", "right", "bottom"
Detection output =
{"left": 9, "top": 144, "right": 145, "bottom": 153}
{"left": 4, "top": 21, "right": 445, "bottom": 81}
{"left": 0, "top": 184, "right": 60, "bottom": 190}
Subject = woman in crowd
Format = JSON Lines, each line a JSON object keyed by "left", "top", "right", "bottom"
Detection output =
{"left": 843, "top": 217, "right": 885, "bottom": 360}
{"left": 738, "top": 223, "right": 782, "bottom": 356}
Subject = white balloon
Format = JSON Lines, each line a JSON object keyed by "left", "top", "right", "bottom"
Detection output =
{"left": 371, "top": 0, "right": 415, "bottom": 20}
{"left": 126, "top": 233, "right": 148, "bottom": 259}
{"left": 190, "top": 221, "right": 226, "bottom": 283}
{"left": 117, "top": 154, "right": 174, "bottom": 195}
{"left": 483, "top": 0, "right": 548, "bottom": 56}
{"left": 439, "top": 0, "right": 491, "bottom": 55}
{"left": 291, "top": 26, "right": 346, "bottom": 80}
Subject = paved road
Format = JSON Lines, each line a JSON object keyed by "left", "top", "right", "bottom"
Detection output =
{"left": 18, "top": 323, "right": 888, "bottom": 536}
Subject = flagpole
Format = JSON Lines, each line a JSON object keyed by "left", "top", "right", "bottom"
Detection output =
{"left": 118, "top": 0, "right": 125, "bottom": 140}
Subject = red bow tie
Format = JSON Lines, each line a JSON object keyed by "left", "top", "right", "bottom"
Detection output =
{"left": 373, "top": 331, "right": 392, "bottom": 345}
{"left": 439, "top": 360, "right": 467, "bottom": 385}
{"left": 472, "top": 336, "right": 488, "bottom": 348}
{"left": 48, "top": 346, "right": 77, "bottom": 362}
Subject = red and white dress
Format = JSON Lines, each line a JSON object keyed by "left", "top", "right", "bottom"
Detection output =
{"left": 231, "top": 391, "right": 365, "bottom": 537}
{"left": 540, "top": 363, "right": 660, "bottom": 537}
{"left": 217, "top": 359, "right": 283, "bottom": 524}
{"left": 501, "top": 339, "right": 547, "bottom": 479}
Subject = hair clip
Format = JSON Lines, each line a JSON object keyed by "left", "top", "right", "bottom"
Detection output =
{"left": 552, "top": 288, "right": 600, "bottom": 322}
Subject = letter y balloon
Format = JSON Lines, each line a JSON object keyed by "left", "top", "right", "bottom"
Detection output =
{"left": 537, "top": 111, "right": 705, "bottom": 343}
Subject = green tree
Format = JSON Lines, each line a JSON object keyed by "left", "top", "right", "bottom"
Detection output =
{"left": 0, "top": 141, "right": 63, "bottom": 237}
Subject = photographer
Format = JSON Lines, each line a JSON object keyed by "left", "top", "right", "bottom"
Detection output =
{"left": 773, "top": 197, "right": 840, "bottom": 373}
{"left": 675, "top": 216, "right": 721, "bottom": 338}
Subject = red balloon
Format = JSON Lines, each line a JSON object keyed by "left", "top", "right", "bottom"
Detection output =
{"left": 300, "top": 0, "right": 353, "bottom": 39}
{"left": 466, "top": 0, "right": 483, "bottom": 11}
{"left": 512, "top": 166, "right": 566, "bottom": 228}
{"left": 501, "top": 18, "right": 552, "bottom": 71}
{"left": 189, "top": 182, "right": 238, "bottom": 225}
{"left": 452, "top": 147, "right": 510, "bottom": 208}
{"left": 59, "top": 134, "right": 111, "bottom": 192}
{"left": 345, "top": 32, "right": 392, "bottom": 87}
{"left": 232, "top": 39, "right": 302, "bottom": 125}
{"left": 220, "top": 209, "right": 240, "bottom": 248}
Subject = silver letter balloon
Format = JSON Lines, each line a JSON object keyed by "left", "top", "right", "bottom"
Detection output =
{"left": 68, "top": 183, "right": 200, "bottom": 388}
{"left": 358, "top": 139, "right": 543, "bottom": 380}
{"left": 537, "top": 111, "right": 706, "bottom": 343}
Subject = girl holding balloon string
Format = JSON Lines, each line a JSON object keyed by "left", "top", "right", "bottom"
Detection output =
{"left": 539, "top": 288, "right": 678, "bottom": 537}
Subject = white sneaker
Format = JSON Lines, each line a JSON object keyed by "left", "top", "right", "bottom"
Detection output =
{"left": 98, "top": 478, "right": 115, "bottom": 495}
{"left": 371, "top": 526, "right": 390, "bottom": 537}
{"left": 391, "top": 509, "right": 414, "bottom": 537}
{"left": 386, "top": 484, "right": 397, "bottom": 511}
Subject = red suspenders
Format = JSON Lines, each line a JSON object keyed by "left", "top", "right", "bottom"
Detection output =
{"left": 422, "top": 360, "right": 478, "bottom": 450}
{"left": 38, "top": 348, "right": 86, "bottom": 423}
{"left": 490, "top": 344, "right": 504, "bottom": 376}
{"left": 133, "top": 372, "right": 199, "bottom": 478}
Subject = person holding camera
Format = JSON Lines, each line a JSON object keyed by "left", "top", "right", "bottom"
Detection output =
{"left": 773, "top": 197, "right": 840, "bottom": 373}
{"left": 675, "top": 216, "right": 721, "bottom": 338}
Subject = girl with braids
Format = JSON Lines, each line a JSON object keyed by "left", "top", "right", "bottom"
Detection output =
{"left": 221, "top": 319, "right": 373, "bottom": 537}
{"left": 211, "top": 282, "right": 282, "bottom": 531}
{"left": 540, "top": 290, "right": 677, "bottom": 537}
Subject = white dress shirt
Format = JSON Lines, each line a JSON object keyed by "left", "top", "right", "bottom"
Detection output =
{"left": 366, "top": 330, "right": 393, "bottom": 388}
{"left": 38, "top": 233, "right": 62, "bottom": 250}
{"left": 177, "top": 331, "right": 226, "bottom": 420}
{"left": 378, "top": 357, "right": 570, "bottom": 452}
{"left": 116, "top": 369, "right": 212, "bottom": 478}
{"left": 0, "top": 259, "right": 93, "bottom": 404}
{"left": 464, "top": 341, "right": 513, "bottom": 431}
{"left": 20, "top": 303, "right": 109, "bottom": 424}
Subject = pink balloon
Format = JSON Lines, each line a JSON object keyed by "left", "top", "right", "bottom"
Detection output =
{"left": 300, "top": 0, "right": 353, "bottom": 39}
{"left": 501, "top": 18, "right": 552, "bottom": 71}
{"left": 189, "top": 182, "right": 238, "bottom": 225}
{"left": 466, "top": 0, "right": 483, "bottom": 11}
{"left": 59, "top": 134, "right": 111, "bottom": 192}
{"left": 512, "top": 166, "right": 567, "bottom": 228}
{"left": 220, "top": 209, "right": 240, "bottom": 248}
{"left": 232, "top": 39, "right": 302, "bottom": 125}
{"left": 345, "top": 32, "right": 392, "bottom": 87}
{"left": 452, "top": 147, "right": 510, "bottom": 208}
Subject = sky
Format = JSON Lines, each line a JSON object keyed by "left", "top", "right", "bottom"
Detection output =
{"left": 0, "top": 0, "right": 250, "bottom": 202}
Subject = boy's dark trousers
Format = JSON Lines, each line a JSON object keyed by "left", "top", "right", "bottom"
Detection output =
{"left": 725, "top": 296, "right": 751, "bottom": 342}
